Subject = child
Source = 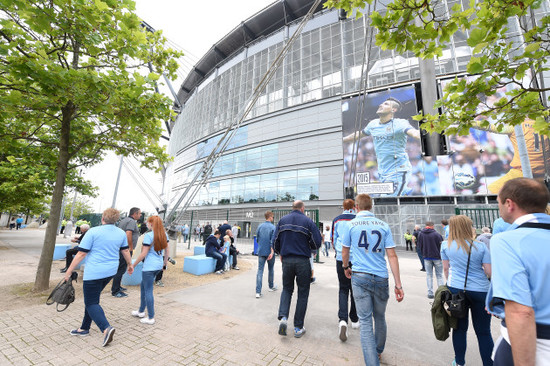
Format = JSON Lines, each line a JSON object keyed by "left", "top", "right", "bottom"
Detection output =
{"left": 222, "top": 235, "right": 231, "bottom": 271}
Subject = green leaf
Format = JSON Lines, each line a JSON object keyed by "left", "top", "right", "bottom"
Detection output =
{"left": 524, "top": 42, "right": 540, "bottom": 54}
{"left": 467, "top": 28, "right": 487, "bottom": 47}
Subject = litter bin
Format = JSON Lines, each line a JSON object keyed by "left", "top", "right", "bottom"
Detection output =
{"left": 253, "top": 235, "right": 258, "bottom": 255}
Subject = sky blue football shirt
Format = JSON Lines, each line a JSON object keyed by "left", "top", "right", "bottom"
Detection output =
{"left": 343, "top": 210, "right": 395, "bottom": 278}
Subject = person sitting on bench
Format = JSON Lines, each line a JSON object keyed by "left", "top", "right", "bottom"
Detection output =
{"left": 60, "top": 224, "right": 90, "bottom": 273}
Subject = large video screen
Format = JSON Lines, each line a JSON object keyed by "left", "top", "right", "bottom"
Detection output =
{"left": 439, "top": 77, "right": 550, "bottom": 195}
{"left": 342, "top": 86, "right": 424, "bottom": 197}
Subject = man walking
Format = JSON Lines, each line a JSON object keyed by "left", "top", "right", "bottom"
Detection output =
{"left": 412, "top": 225, "right": 425, "bottom": 271}
{"left": 255, "top": 211, "right": 277, "bottom": 298}
{"left": 274, "top": 200, "right": 322, "bottom": 338}
{"left": 331, "top": 199, "right": 358, "bottom": 342}
{"left": 112, "top": 207, "right": 140, "bottom": 298}
{"left": 486, "top": 178, "right": 550, "bottom": 365}
{"left": 417, "top": 221, "right": 444, "bottom": 299}
{"left": 342, "top": 194, "right": 404, "bottom": 365}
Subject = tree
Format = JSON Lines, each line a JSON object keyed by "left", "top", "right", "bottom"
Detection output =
{"left": 325, "top": 0, "right": 550, "bottom": 137}
{"left": 0, "top": 0, "right": 181, "bottom": 291}
{"left": 63, "top": 195, "right": 94, "bottom": 220}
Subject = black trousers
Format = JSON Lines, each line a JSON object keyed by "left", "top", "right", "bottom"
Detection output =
{"left": 65, "top": 247, "right": 79, "bottom": 269}
{"left": 111, "top": 252, "right": 126, "bottom": 294}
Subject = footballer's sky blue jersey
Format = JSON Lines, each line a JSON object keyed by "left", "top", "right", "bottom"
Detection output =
{"left": 486, "top": 213, "right": 550, "bottom": 324}
{"left": 362, "top": 118, "right": 413, "bottom": 178}
{"left": 492, "top": 217, "right": 511, "bottom": 234}
{"left": 342, "top": 210, "right": 395, "bottom": 278}
{"left": 441, "top": 240, "right": 490, "bottom": 292}
{"left": 331, "top": 210, "right": 356, "bottom": 261}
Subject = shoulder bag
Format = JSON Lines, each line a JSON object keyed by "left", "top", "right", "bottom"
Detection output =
{"left": 446, "top": 243, "right": 472, "bottom": 319}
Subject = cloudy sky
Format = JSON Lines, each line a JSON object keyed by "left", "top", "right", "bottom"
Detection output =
{"left": 84, "top": 0, "right": 275, "bottom": 215}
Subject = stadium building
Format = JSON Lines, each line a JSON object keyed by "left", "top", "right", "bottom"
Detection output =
{"left": 165, "top": 0, "right": 550, "bottom": 244}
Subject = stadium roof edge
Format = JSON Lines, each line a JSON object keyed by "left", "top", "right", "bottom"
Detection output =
{"left": 175, "top": 0, "right": 325, "bottom": 107}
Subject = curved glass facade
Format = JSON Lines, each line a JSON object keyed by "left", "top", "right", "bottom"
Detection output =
{"left": 167, "top": 1, "right": 550, "bottom": 212}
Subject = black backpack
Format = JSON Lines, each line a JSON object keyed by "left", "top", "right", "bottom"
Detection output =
{"left": 46, "top": 272, "right": 77, "bottom": 312}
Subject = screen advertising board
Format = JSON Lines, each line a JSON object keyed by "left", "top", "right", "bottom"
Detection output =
{"left": 440, "top": 76, "right": 550, "bottom": 195}
{"left": 342, "top": 86, "right": 425, "bottom": 197}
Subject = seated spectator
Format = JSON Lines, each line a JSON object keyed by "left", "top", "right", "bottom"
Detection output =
{"left": 60, "top": 224, "right": 90, "bottom": 273}
{"left": 205, "top": 230, "right": 226, "bottom": 274}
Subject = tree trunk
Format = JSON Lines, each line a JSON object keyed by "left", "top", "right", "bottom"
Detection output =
{"left": 33, "top": 102, "right": 75, "bottom": 292}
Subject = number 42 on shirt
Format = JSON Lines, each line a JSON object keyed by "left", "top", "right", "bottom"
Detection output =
{"left": 357, "top": 230, "right": 382, "bottom": 253}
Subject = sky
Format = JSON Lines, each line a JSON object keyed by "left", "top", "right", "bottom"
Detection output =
{"left": 84, "top": 0, "right": 276, "bottom": 215}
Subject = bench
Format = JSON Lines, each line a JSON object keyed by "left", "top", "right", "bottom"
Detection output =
{"left": 193, "top": 246, "right": 205, "bottom": 255}
{"left": 53, "top": 244, "right": 71, "bottom": 260}
{"left": 183, "top": 255, "right": 216, "bottom": 275}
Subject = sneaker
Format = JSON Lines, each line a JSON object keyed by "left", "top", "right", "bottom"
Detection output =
{"left": 351, "top": 321, "right": 360, "bottom": 329}
{"left": 310, "top": 277, "right": 316, "bottom": 283}
{"left": 60, "top": 268, "right": 67, "bottom": 273}
{"left": 294, "top": 327, "right": 306, "bottom": 338}
{"left": 339, "top": 320, "right": 348, "bottom": 342}
{"left": 452, "top": 360, "right": 463, "bottom": 366}
{"left": 131, "top": 310, "right": 145, "bottom": 318}
{"left": 256, "top": 293, "right": 262, "bottom": 299}
{"left": 268, "top": 285, "right": 278, "bottom": 292}
{"left": 155, "top": 280, "right": 164, "bottom": 287}
{"left": 278, "top": 317, "right": 287, "bottom": 336}
{"left": 120, "top": 286, "right": 127, "bottom": 291}
{"left": 140, "top": 318, "right": 155, "bottom": 325}
{"left": 102, "top": 326, "right": 115, "bottom": 347}
{"left": 70, "top": 329, "right": 89, "bottom": 337}
{"left": 215, "top": 270, "right": 223, "bottom": 275}
{"left": 428, "top": 294, "right": 435, "bottom": 299}
{"left": 112, "top": 291, "right": 128, "bottom": 298}
{"left": 232, "top": 266, "right": 240, "bottom": 270}
{"left": 420, "top": 268, "right": 426, "bottom": 272}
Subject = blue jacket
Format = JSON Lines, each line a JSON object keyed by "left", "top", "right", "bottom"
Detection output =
{"left": 256, "top": 221, "right": 275, "bottom": 257}
{"left": 218, "top": 224, "right": 231, "bottom": 236}
{"left": 204, "top": 234, "right": 221, "bottom": 254}
{"left": 273, "top": 210, "right": 322, "bottom": 258}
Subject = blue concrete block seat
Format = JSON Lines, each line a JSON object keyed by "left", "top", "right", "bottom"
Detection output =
{"left": 183, "top": 255, "right": 216, "bottom": 276}
{"left": 193, "top": 246, "right": 205, "bottom": 255}
{"left": 53, "top": 244, "right": 71, "bottom": 260}
{"left": 122, "top": 260, "right": 143, "bottom": 286}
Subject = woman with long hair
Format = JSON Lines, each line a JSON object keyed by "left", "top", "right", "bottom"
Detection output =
{"left": 130, "top": 216, "right": 169, "bottom": 325}
{"left": 441, "top": 215, "right": 493, "bottom": 366}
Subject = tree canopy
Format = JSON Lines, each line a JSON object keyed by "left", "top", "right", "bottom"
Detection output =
{"left": 0, "top": 0, "right": 182, "bottom": 290}
{"left": 325, "top": 0, "right": 550, "bottom": 137}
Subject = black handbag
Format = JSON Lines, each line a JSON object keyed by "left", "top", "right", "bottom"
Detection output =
{"left": 446, "top": 243, "right": 472, "bottom": 319}
{"left": 46, "top": 272, "right": 78, "bottom": 312}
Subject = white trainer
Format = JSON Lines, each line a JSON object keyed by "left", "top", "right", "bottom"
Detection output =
{"left": 140, "top": 318, "right": 155, "bottom": 325}
{"left": 339, "top": 320, "right": 348, "bottom": 342}
{"left": 351, "top": 321, "right": 360, "bottom": 329}
{"left": 131, "top": 310, "right": 145, "bottom": 318}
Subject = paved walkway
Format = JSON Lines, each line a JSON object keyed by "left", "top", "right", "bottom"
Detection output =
{"left": 0, "top": 229, "right": 498, "bottom": 365}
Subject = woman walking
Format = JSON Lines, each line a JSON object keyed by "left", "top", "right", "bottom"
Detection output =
{"left": 441, "top": 215, "right": 493, "bottom": 366}
{"left": 130, "top": 216, "right": 169, "bottom": 325}
{"left": 64, "top": 208, "right": 132, "bottom": 347}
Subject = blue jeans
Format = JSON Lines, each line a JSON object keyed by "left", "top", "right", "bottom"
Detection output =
{"left": 81, "top": 276, "right": 113, "bottom": 332}
{"left": 256, "top": 255, "right": 275, "bottom": 294}
{"left": 206, "top": 250, "right": 227, "bottom": 271}
{"left": 424, "top": 259, "right": 443, "bottom": 296}
{"left": 336, "top": 260, "right": 358, "bottom": 323}
{"left": 323, "top": 241, "right": 331, "bottom": 256}
{"left": 448, "top": 287, "right": 494, "bottom": 366}
{"left": 140, "top": 270, "right": 160, "bottom": 319}
{"left": 278, "top": 256, "right": 311, "bottom": 329}
{"left": 352, "top": 273, "right": 389, "bottom": 366}
{"left": 416, "top": 246, "right": 425, "bottom": 270}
